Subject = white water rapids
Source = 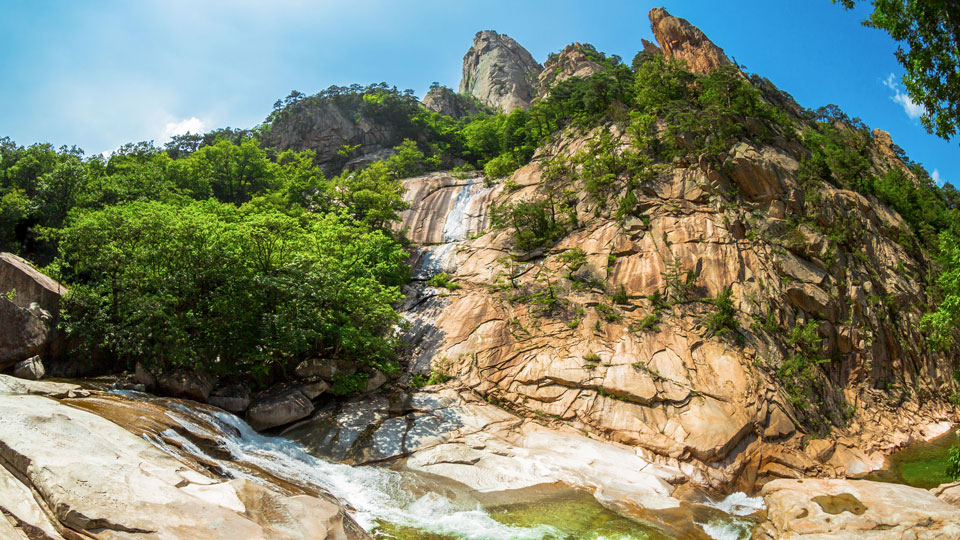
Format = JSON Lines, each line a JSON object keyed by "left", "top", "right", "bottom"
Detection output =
{"left": 120, "top": 392, "right": 759, "bottom": 540}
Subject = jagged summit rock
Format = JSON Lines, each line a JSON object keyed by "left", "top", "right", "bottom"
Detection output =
{"left": 649, "top": 7, "right": 732, "bottom": 74}
{"left": 459, "top": 30, "right": 542, "bottom": 113}
{"left": 538, "top": 43, "right": 606, "bottom": 97}
{"left": 422, "top": 85, "right": 486, "bottom": 119}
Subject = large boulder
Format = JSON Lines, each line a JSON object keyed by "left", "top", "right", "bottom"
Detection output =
{"left": 459, "top": 30, "right": 542, "bottom": 112}
{"left": 157, "top": 369, "right": 216, "bottom": 401}
{"left": 0, "top": 299, "right": 53, "bottom": 371}
{"left": 0, "top": 253, "right": 67, "bottom": 371}
{"left": 0, "top": 252, "right": 65, "bottom": 317}
{"left": 0, "top": 392, "right": 354, "bottom": 539}
{"left": 755, "top": 478, "right": 960, "bottom": 539}
{"left": 246, "top": 387, "right": 315, "bottom": 431}
{"left": 208, "top": 383, "right": 252, "bottom": 414}
{"left": 648, "top": 7, "right": 732, "bottom": 75}
{"left": 12, "top": 355, "right": 45, "bottom": 380}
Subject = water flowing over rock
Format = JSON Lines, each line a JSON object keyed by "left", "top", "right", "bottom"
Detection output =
{"left": 648, "top": 8, "right": 732, "bottom": 74}
{"left": 0, "top": 375, "right": 361, "bottom": 540}
{"left": 459, "top": 30, "right": 542, "bottom": 112}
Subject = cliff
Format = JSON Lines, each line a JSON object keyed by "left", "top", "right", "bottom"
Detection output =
{"left": 459, "top": 30, "right": 542, "bottom": 112}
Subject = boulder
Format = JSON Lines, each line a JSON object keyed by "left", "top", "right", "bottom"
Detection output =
{"left": 0, "top": 393, "right": 354, "bottom": 539}
{"left": 459, "top": 30, "right": 542, "bottom": 112}
{"left": 786, "top": 283, "right": 838, "bottom": 322}
{"left": 755, "top": 478, "right": 960, "bottom": 539}
{"left": 0, "top": 253, "right": 66, "bottom": 371}
{"left": 208, "top": 383, "right": 252, "bottom": 414}
{"left": 135, "top": 361, "right": 158, "bottom": 388}
{"left": 648, "top": 8, "right": 732, "bottom": 75}
{"left": 300, "top": 380, "right": 330, "bottom": 400}
{"left": 932, "top": 481, "right": 960, "bottom": 507}
{"left": 0, "top": 298, "right": 52, "bottom": 370}
{"left": 295, "top": 357, "right": 356, "bottom": 382}
{"left": 364, "top": 369, "right": 388, "bottom": 393}
{"left": 246, "top": 388, "right": 315, "bottom": 431}
{"left": 0, "top": 252, "right": 66, "bottom": 317}
{"left": 0, "top": 374, "right": 87, "bottom": 398}
{"left": 157, "top": 369, "right": 215, "bottom": 401}
{"left": 12, "top": 355, "right": 44, "bottom": 380}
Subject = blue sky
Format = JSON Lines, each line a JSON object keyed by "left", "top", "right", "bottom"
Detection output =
{"left": 1, "top": 0, "right": 956, "bottom": 184}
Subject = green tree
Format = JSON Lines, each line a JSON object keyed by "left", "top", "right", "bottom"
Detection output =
{"left": 836, "top": 0, "right": 960, "bottom": 139}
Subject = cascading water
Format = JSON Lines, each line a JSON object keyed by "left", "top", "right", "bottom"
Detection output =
{"left": 107, "top": 391, "right": 759, "bottom": 540}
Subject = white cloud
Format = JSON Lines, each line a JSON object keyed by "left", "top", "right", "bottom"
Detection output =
{"left": 933, "top": 169, "right": 943, "bottom": 185}
{"left": 162, "top": 117, "right": 206, "bottom": 139}
{"left": 883, "top": 73, "right": 926, "bottom": 120}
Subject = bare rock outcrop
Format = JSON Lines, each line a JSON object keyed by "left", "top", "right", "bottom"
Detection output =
{"left": 538, "top": 43, "right": 606, "bottom": 96}
{"left": 394, "top": 119, "right": 957, "bottom": 493}
{"left": 421, "top": 85, "right": 486, "bottom": 119}
{"left": 754, "top": 479, "right": 960, "bottom": 539}
{"left": 261, "top": 99, "right": 401, "bottom": 174}
{"left": 0, "top": 252, "right": 66, "bottom": 371}
{"left": 649, "top": 7, "right": 732, "bottom": 74}
{"left": 459, "top": 31, "right": 542, "bottom": 112}
{"left": 0, "top": 379, "right": 358, "bottom": 539}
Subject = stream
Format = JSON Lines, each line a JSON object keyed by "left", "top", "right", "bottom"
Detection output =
{"left": 90, "top": 389, "right": 761, "bottom": 540}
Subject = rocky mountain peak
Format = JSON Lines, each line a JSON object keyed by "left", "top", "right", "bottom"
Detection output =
{"left": 459, "top": 30, "right": 542, "bottom": 113}
{"left": 648, "top": 7, "right": 732, "bottom": 74}
{"left": 537, "top": 43, "right": 606, "bottom": 96}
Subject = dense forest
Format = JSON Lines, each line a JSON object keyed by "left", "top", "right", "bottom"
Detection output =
{"left": 3, "top": 44, "right": 960, "bottom": 394}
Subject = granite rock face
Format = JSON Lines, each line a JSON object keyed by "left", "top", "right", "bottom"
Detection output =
{"left": 421, "top": 85, "right": 487, "bottom": 118}
{"left": 459, "top": 30, "right": 542, "bottom": 112}
{"left": 538, "top": 43, "right": 606, "bottom": 97}
{"left": 648, "top": 7, "right": 732, "bottom": 74}
{"left": 392, "top": 115, "right": 957, "bottom": 493}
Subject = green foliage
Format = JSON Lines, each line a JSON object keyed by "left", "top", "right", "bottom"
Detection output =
{"left": 583, "top": 353, "right": 601, "bottom": 364}
{"left": 948, "top": 445, "right": 960, "bottom": 481}
{"left": 595, "top": 303, "right": 622, "bottom": 322}
{"left": 332, "top": 372, "right": 370, "bottom": 396}
{"left": 491, "top": 194, "right": 575, "bottom": 252}
{"left": 612, "top": 284, "right": 629, "bottom": 305}
{"left": 777, "top": 320, "right": 826, "bottom": 408}
{"left": 661, "top": 255, "right": 699, "bottom": 303}
{"left": 704, "top": 286, "right": 738, "bottom": 337}
{"left": 922, "top": 232, "right": 960, "bottom": 348}
{"left": 836, "top": 0, "right": 960, "bottom": 139}
{"left": 54, "top": 200, "right": 408, "bottom": 383}
{"left": 483, "top": 153, "right": 522, "bottom": 180}
{"left": 427, "top": 272, "right": 460, "bottom": 290}
{"left": 632, "top": 57, "right": 789, "bottom": 161}
{"left": 559, "top": 247, "right": 588, "bottom": 270}
{"left": 634, "top": 313, "right": 661, "bottom": 332}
